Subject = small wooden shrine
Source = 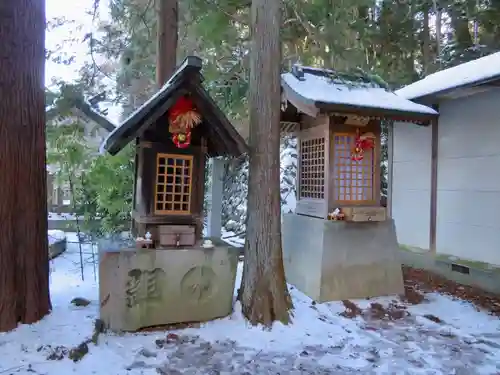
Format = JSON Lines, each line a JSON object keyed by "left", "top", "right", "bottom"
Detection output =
{"left": 102, "top": 56, "right": 247, "bottom": 247}
{"left": 98, "top": 56, "right": 247, "bottom": 331}
{"left": 280, "top": 65, "right": 438, "bottom": 302}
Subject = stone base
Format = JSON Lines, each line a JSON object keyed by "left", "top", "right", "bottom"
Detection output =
{"left": 49, "top": 238, "right": 67, "bottom": 260}
{"left": 283, "top": 214, "right": 404, "bottom": 302}
{"left": 99, "top": 243, "right": 238, "bottom": 332}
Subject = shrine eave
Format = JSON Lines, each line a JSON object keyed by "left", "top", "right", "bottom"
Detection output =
{"left": 100, "top": 56, "right": 248, "bottom": 157}
{"left": 314, "top": 101, "right": 437, "bottom": 126}
{"left": 281, "top": 65, "right": 439, "bottom": 126}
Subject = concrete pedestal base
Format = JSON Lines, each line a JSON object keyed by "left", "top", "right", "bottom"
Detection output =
{"left": 283, "top": 214, "right": 404, "bottom": 302}
{"left": 99, "top": 243, "right": 238, "bottom": 332}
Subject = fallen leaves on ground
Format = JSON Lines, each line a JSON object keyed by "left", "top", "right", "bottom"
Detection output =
{"left": 339, "top": 266, "right": 500, "bottom": 320}
{"left": 340, "top": 300, "right": 408, "bottom": 321}
{"left": 340, "top": 300, "right": 363, "bottom": 318}
{"left": 402, "top": 266, "right": 500, "bottom": 316}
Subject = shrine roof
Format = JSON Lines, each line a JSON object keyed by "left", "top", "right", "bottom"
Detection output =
{"left": 281, "top": 66, "right": 438, "bottom": 124}
{"left": 396, "top": 52, "right": 500, "bottom": 101}
{"left": 100, "top": 56, "right": 248, "bottom": 157}
{"left": 46, "top": 94, "right": 116, "bottom": 133}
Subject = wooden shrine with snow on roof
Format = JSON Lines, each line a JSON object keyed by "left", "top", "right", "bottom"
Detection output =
{"left": 279, "top": 65, "right": 438, "bottom": 303}
{"left": 98, "top": 56, "right": 247, "bottom": 332}
{"left": 101, "top": 56, "right": 247, "bottom": 248}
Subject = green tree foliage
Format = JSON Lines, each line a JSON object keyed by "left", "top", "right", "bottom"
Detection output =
{"left": 46, "top": 0, "right": 500, "bottom": 236}
{"left": 55, "top": 0, "right": 500, "bottom": 107}
{"left": 46, "top": 87, "right": 134, "bottom": 236}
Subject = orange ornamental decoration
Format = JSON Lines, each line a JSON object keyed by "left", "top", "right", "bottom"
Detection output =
{"left": 172, "top": 132, "right": 191, "bottom": 149}
{"left": 351, "top": 128, "right": 375, "bottom": 161}
{"left": 168, "top": 96, "right": 202, "bottom": 148}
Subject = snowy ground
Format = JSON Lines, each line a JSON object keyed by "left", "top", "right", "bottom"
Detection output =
{"left": 48, "top": 230, "right": 66, "bottom": 245}
{"left": 47, "top": 212, "right": 79, "bottom": 221}
{"left": 1, "top": 234, "right": 500, "bottom": 374}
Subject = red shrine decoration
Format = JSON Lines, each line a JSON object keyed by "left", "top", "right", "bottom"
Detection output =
{"left": 351, "top": 128, "right": 375, "bottom": 161}
{"left": 172, "top": 132, "right": 191, "bottom": 149}
{"left": 168, "top": 96, "right": 202, "bottom": 148}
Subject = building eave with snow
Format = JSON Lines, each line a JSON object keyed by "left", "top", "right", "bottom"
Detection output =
{"left": 46, "top": 95, "right": 117, "bottom": 212}
{"left": 396, "top": 52, "right": 500, "bottom": 104}
{"left": 280, "top": 66, "right": 437, "bottom": 132}
{"left": 391, "top": 51, "right": 500, "bottom": 272}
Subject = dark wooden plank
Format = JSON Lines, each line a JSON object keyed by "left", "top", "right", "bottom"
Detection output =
{"left": 429, "top": 110, "right": 439, "bottom": 254}
{"left": 386, "top": 121, "right": 394, "bottom": 218}
{"left": 132, "top": 211, "right": 201, "bottom": 225}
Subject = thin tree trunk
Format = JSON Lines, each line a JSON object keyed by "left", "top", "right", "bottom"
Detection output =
{"left": 240, "top": 0, "right": 293, "bottom": 326}
{"left": 449, "top": 2, "right": 473, "bottom": 50}
{"left": 434, "top": 0, "right": 442, "bottom": 67}
{"left": 133, "top": 0, "right": 178, "bottom": 236}
{"left": 68, "top": 172, "right": 85, "bottom": 281}
{"left": 422, "top": 8, "right": 431, "bottom": 75}
{"left": 0, "top": 0, "right": 51, "bottom": 332}
{"left": 156, "top": 0, "right": 178, "bottom": 86}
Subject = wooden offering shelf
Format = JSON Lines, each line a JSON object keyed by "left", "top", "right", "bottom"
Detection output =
{"left": 341, "top": 206, "right": 386, "bottom": 222}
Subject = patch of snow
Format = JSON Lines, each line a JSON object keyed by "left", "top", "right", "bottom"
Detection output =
{"left": 46, "top": 164, "right": 60, "bottom": 173}
{"left": 280, "top": 136, "right": 297, "bottom": 214}
{"left": 48, "top": 230, "right": 66, "bottom": 245}
{"left": 2, "top": 236, "right": 500, "bottom": 374}
{"left": 396, "top": 51, "right": 500, "bottom": 100}
{"left": 48, "top": 212, "right": 78, "bottom": 221}
{"left": 221, "top": 229, "right": 244, "bottom": 248}
{"left": 282, "top": 193, "right": 296, "bottom": 213}
{"left": 282, "top": 68, "right": 437, "bottom": 115}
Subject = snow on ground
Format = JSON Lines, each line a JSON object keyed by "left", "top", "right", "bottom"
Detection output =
{"left": 48, "top": 212, "right": 78, "bottom": 221}
{"left": 2, "top": 233, "right": 500, "bottom": 374}
{"left": 221, "top": 229, "right": 245, "bottom": 248}
{"left": 48, "top": 230, "right": 66, "bottom": 245}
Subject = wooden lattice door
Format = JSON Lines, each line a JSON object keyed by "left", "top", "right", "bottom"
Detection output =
{"left": 154, "top": 153, "right": 193, "bottom": 214}
{"left": 332, "top": 133, "right": 376, "bottom": 204}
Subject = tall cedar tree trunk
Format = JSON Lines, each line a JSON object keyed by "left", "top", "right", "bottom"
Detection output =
{"left": 0, "top": 0, "right": 51, "bottom": 332}
{"left": 156, "top": 0, "right": 178, "bottom": 86}
{"left": 240, "top": 0, "right": 293, "bottom": 326}
{"left": 134, "top": 0, "right": 177, "bottom": 236}
{"left": 434, "top": 0, "right": 442, "bottom": 66}
{"left": 422, "top": 8, "right": 431, "bottom": 75}
{"left": 450, "top": 3, "right": 473, "bottom": 50}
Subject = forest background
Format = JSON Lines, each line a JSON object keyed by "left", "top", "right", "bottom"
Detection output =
{"left": 46, "top": 0, "right": 500, "bottom": 237}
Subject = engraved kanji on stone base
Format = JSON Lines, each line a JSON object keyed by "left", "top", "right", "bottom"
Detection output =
{"left": 180, "top": 266, "right": 217, "bottom": 304}
{"left": 125, "top": 268, "right": 166, "bottom": 308}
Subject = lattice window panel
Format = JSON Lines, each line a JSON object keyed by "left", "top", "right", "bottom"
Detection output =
{"left": 155, "top": 153, "right": 193, "bottom": 214}
{"left": 333, "top": 133, "right": 375, "bottom": 203}
{"left": 299, "top": 137, "right": 325, "bottom": 199}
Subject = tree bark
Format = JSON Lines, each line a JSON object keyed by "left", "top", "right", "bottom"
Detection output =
{"left": 434, "top": 0, "right": 442, "bottom": 68}
{"left": 0, "top": 0, "right": 51, "bottom": 332}
{"left": 133, "top": 0, "right": 178, "bottom": 236}
{"left": 449, "top": 2, "right": 473, "bottom": 51}
{"left": 422, "top": 8, "right": 431, "bottom": 75}
{"left": 240, "top": 0, "right": 293, "bottom": 326}
{"left": 156, "top": 0, "right": 178, "bottom": 86}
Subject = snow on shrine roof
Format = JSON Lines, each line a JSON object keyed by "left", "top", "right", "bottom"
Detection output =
{"left": 100, "top": 56, "right": 248, "bottom": 157}
{"left": 396, "top": 52, "right": 500, "bottom": 100}
{"left": 282, "top": 66, "right": 437, "bottom": 119}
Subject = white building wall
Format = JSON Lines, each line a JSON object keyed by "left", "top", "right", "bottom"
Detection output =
{"left": 392, "top": 121, "right": 432, "bottom": 250}
{"left": 436, "top": 89, "right": 500, "bottom": 265}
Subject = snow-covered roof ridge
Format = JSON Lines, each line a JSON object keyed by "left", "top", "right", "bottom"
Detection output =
{"left": 100, "top": 56, "right": 248, "bottom": 157}
{"left": 282, "top": 65, "right": 437, "bottom": 118}
{"left": 396, "top": 52, "right": 500, "bottom": 100}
